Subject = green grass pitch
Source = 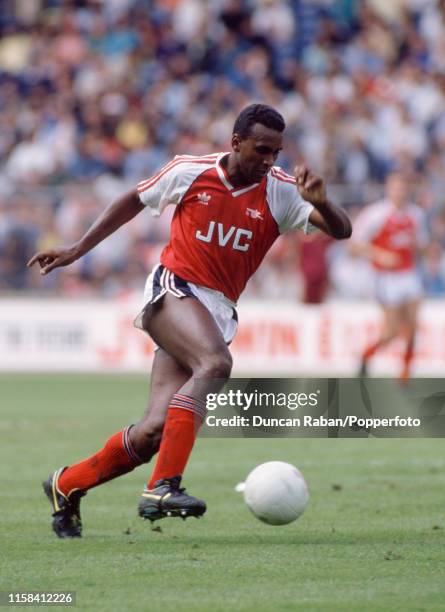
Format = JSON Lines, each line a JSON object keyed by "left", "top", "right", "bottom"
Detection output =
{"left": 1, "top": 374, "right": 444, "bottom": 611}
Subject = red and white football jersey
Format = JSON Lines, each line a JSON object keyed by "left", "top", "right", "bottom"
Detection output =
{"left": 354, "top": 199, "right": 428, "bottom": 271}
{"left": 137, "top": 153, "right": 315, "bottom": 302}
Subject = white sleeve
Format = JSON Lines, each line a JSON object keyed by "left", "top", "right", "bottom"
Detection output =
{"left": 353, "top": 202, "right": 388, "bottom": 243}
{"left": 267, "top": 172, "right": 316, "bottom": 234}
{"left": 136, "top": 157, "right": 211, "bottom": 217}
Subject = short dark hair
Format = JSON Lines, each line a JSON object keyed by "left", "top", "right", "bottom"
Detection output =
{"left": 233, "top": 104, "right": 285, "bottom": 139}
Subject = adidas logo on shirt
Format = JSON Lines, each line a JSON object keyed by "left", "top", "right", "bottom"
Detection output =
{"left": 246, "top": 208, "right": 263, "bottom": 220}
{"left": 197, "top": 192, "right": 211, "bottom": 204}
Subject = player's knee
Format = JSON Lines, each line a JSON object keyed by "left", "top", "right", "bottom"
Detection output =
{"left": 197, "top": 351, "right": 233, "bottom": 381}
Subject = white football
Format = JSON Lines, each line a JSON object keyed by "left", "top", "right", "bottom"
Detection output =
{"left": 243, "top": 461, "right": 309, "bottom": 526}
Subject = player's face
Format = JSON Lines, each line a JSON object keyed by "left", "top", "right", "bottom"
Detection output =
{"left": 232, "top": 123, "right": 283, "bottom": 183}
{"left": 386, "top": 174, "right": 410, "bottom": 207}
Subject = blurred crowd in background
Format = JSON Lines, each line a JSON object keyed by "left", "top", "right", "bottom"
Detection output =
{"left": 1, "top": 0, "right": 445, "bottom": 302}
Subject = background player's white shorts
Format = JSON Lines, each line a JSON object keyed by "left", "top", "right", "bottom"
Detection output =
{"left": 374, "top": 269, "right": 423, "bottom": 306}
{"left": 134, "top": 263, "right": 238, "bottom": 344}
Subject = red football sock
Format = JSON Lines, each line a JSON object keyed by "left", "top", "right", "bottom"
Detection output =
{"left": 400, "top": 340, "right": 415, "bottom": 381}
{"left": 147, "top": 394, "right": 207, "bottom": 488}
{"left": 58, "top": 426, "right": 143, "bottom": 496}
{"left": 362, "top": 341, "right": 380, "bottom": 361}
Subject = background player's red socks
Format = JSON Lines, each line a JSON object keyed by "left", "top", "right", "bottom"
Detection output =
{"left": 362, "top": 341, "right": 379, "bottom": 361}
{"left": 400, "top": 339, "right": 414, "bottom": 381}
{"left": 58, "top": 426, "right": 143, "bottom": 496}
{"left": 147, "top": 394, "right": 207, "bottom": 488}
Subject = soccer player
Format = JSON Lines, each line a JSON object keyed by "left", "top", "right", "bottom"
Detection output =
{"left": 351, "top": 171, "right": 428, "bottom": 381}
{"left": 28, "top": 104, "right": 352, "bottom": 538}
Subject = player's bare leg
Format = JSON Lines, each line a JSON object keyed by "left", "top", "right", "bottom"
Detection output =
{"left": 130, "top": 348, "right": 190, "bottom": 461}
{"left": 43, "top": 338, "right": 186, "bottom": 538}
{"left": 359, "top": 305, "right": 401, "bottom": 376}
{"left": 43, "top": 332, "right": 191, "bottom": 537}
{"left": 398, "top": 300, "right": 420, "bottom": 382}
{"left": 142, "top": 294, "right": 233, "bottom": 399}
{"left": 138, "top": 294, "right": 232, "bottom": 521}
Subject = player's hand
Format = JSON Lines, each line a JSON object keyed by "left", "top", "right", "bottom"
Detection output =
{"left": 27, "top": 245, "right": 80, "bottom": 275}
{"left": 373, "top": 249, "right": 402, "bottom": 268}
{"left": 294, "top": 165, "right": 327, "bottom": 207}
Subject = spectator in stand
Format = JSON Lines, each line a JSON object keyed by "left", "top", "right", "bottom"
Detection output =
{"left": 298, "top": 233, "right": 333, "bottom": 304}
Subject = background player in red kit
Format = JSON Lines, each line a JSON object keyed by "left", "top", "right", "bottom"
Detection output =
{"left": 351, "top": 172, "right": 428, "bottom": 381}
{"left": 28, "top": 104, "right": 352, "bottom": 538}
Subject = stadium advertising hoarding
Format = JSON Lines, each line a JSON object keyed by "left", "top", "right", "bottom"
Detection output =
{"left": 1, "top": 298, "right": 445, "bottom": 375}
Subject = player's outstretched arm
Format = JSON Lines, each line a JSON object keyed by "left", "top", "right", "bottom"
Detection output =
{"left": 294, "top": 165, "right": 352, "bottom": 240}
{"left": 27, "top": 189, "right": 144, "bottom": 275}
{"left": 349, "top": 241, "right": 402, "bottom": 268}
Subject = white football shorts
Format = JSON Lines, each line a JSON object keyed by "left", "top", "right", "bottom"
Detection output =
{"left": 374, "top": 269, "right": 423, "bottom": 306}
{"left": 134, "top": 263, "right": 238, "bottom": 344}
